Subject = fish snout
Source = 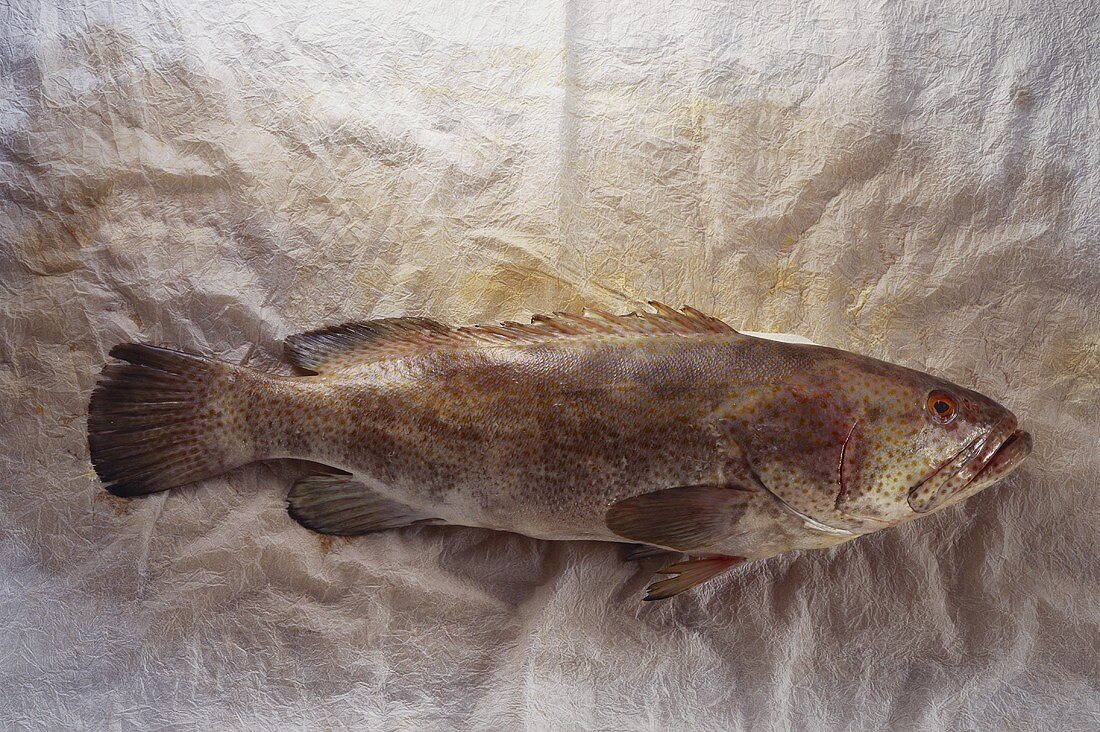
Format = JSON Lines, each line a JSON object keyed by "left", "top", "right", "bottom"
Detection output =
{"left": 970, "top": 428, "right": 1032, "bottom": 485}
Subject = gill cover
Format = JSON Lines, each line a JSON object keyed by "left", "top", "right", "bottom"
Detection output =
{"left": 721, "top": 383, "right": 867, "bottom": 533}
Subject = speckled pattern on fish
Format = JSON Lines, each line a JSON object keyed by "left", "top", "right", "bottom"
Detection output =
{"left": 87, "top": 304, "right": 1032, "bottom": 600}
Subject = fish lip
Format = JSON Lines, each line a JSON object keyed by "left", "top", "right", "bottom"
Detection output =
{"left": 958, "top": 416, "right": 1021, "bottom": 485}
{"left": 967, "top": 429, "right": 1032, "bottom": 485}
{"left": 907, "top": 415, "right": 1021, "bottom": 511}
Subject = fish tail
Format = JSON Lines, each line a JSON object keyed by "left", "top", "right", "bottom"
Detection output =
{"left": 88, "top": 343, "right": 263, "bottom": 497}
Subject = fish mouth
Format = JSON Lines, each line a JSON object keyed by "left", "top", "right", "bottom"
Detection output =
{"left": 968, "top": 428, "right": 1032, "bottom": 486}
{"left": 907, "top": 417, "right": 1032, "bottom": 513}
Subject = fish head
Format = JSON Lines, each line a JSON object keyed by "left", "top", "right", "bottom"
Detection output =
{"left": 830, "top": 353, "right": 1032, "bottom": 528}
{"left": 723, "top": 345, "right": 1032, "bottom": 534}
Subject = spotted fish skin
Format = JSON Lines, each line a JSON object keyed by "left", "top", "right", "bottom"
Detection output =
{"left": 88, "top": 304, "right": 1033, "bottom": 600}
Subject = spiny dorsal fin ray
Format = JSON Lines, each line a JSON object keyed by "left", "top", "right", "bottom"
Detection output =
{"left": 285, "top": 302, "right": 738, "bottom": 374}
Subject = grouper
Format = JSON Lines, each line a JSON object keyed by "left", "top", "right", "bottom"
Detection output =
{"left": 87, "top": 304, "right": 1032, "bottom": 600}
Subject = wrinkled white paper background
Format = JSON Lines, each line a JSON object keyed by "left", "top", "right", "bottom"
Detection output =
{"left": 2, "top": 0, "right": 1098, "bottom": 728}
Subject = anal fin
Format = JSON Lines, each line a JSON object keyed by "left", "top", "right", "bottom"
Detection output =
{"left": 287, "top": 474, "right": 441, "bottom": 536}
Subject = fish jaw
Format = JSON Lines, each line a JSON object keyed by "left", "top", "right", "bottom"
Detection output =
{"left": 907, "top": 416, "right": 1032, "bottom": 513}
{"left": 949, "top": 428, "right": 1032, "bottom": 498}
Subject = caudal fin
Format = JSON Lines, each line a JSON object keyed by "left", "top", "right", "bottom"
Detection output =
{"left": 88, "top": 344, "right": 256, "bottom": 497}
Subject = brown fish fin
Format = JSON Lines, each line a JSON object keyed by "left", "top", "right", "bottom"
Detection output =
{"left": 287, "top": 474, "right": 442, "bottom": 535}
{"left": 644, "top": 555, "right": 745, "bottom": 601}
{"left": 285, "top": 303, "right": 739, "bottom": 373}
{"left": 605, "top": 484, "right": 753, "bottom": 551}
{"left": 285, "top": 318, "right": 450, "bottom": 374}
{"left": 88, "top": 344, "right": 258, "bottom": 497}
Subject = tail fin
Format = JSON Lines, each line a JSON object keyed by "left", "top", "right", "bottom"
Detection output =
{"left": 88, "top": 344, "right": 257, "bottom": 497}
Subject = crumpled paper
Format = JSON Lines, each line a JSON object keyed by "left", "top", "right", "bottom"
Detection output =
{"left": 2, "top": 0, "right": 1098, "bottom": 728}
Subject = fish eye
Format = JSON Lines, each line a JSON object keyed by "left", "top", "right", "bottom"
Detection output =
{"left": 926, "top": 391, "right": 957, "bottom": 423}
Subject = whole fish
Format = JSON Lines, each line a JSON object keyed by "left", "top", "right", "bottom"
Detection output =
{"left": 88, "top": 304, "right": 1032, "bottom": 600}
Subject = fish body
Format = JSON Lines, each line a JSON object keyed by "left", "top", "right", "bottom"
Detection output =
{"left": 88, "top": 305, "right": 1032, "bottom": 600}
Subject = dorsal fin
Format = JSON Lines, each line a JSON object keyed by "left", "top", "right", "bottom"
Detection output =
{"left": 285, "top": 317, "right": 450, "bottom": 373}
{"left": 285, "top": 302, "right": 739, "bottom": 374}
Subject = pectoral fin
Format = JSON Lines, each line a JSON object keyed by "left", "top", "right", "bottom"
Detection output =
{"left": 287, "top": 474, "right": 442, "bottom": 536}
{"left": 605, "top": 484, "right": 753, "bottom": 551}
{"left": 644, "top": 555, "right": 745, "bottom": 601}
